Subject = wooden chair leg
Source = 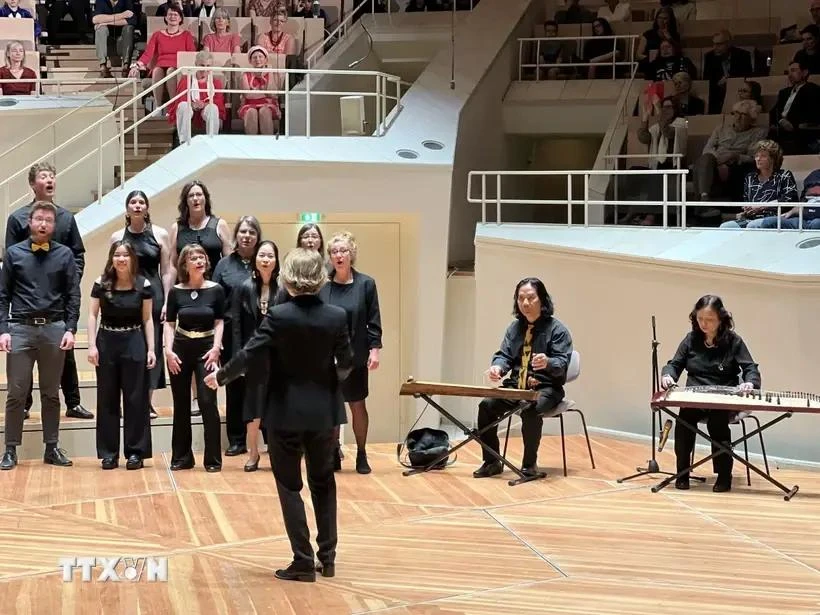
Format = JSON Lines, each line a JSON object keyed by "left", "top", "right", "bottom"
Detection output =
{"left": 568, "top": 408, "right": 596, "bottom": 469}
{"left": 558, "top": 414, "right": 567, "bottom": 477}
{"left": 740, "top": 420, "right": 751, "bottom": 486}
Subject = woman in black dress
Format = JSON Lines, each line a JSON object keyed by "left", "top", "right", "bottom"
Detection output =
{"left": 164, "top": 244, "right": 225, "bottom": 472}
{"left": 232, "top": 239, "right": 280, "bottom": 471}
{"left": 661, "top": 294, "right": 761, "bottom": 493}
{"left": 88, "top": 241, "right": 155, "bottom": 470}
{"left": 169, "top": 180, "right": 231, "bottom": 415}
{"left": 213, "top": 216, "right": 262, "bottom": 457}
{"left": 319, "top": 231, "right": 382, "bottom": 474}
{"left": 110, "top": 190, "right": 174, "bottom": 419}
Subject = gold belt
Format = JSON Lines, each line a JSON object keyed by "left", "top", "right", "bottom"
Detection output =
{"left": 175, "top": 326, "right": 215, "bottom": 339}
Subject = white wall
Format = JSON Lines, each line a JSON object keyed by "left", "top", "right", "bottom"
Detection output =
{"left": 474, "top": 233, "right": 820, "bottom": 463}
{"left": 441, "top": 272, "right": 479, "bottom": 423}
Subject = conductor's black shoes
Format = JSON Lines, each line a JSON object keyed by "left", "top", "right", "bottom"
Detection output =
{"left": 472, "top": 461, "right": 503, "bottom": 478}
{"left": 713, "top": 474, "right": 732, "bottom": 493}
{"left": 274, "top": 563, "right": 316, "bottom": 582}
{"left": 675, "top": 476, "right": 690, "bottom": 490}
{"left": 44, "top": 447, "right": 73, "bottom": 466}
{"left": 316, "top": 562, "right": 335, "bottom": 578}
{"left": 0, "top": 450, "right": 17, "bottom": 470}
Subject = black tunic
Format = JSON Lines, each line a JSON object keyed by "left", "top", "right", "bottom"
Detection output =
{"left": 124, "top": 225, "right": 166, "bottom": 389}
{"left": 662, "top": 330, "right": 761, "bottom": 388}
{"left": 175, "top": 216, "right": 223, "bottom": 278}
{"left": 166, "top": 284, "right": 226, "bottom": 339}
{"left": 91, "top": 276, "right": 152, "bottom": 328}
{"left": 212, "top": 253, "right": 253, "bottom": 331}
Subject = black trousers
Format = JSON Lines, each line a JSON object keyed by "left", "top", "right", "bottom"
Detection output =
{"left": 169, "top": 336, "right": 221, "bottom": 467}
{"left": 95, "top": 329, "right": 152, "bottom": 459}
{"left": 268, "top": 427, "right": 337, "bottom": 568}
{"left": 222, "top": 324, "right": 246, "bottom": 448}
{"left": 674, "top": 408, "right": 732, "bottom": 476}
{"left": 25, "top": 347, "right": 81, "bottom": 411}
{"left": 477, "top": 388, "right": 563, "bottom": 468}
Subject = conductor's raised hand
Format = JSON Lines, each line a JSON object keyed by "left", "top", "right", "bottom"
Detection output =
{"left": 204, "top": 371, "right": 219, "bottom": 390}
{"left": 487, "top": 365, "right": 503, "bottom": 381}
{"left": 738, "top": 382, "right": 755, "bottom": 392}
{"left": 531, "top": 353, "right": 549, "bottom": 370}
{"left": 0, "top": 333, "right": 11, "bottom": 353}
{"left": 661, "top": 374, "right": 676, "bottom": 389}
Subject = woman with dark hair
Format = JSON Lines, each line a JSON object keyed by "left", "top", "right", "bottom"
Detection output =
{"left": 473, "top": 277, "right": 573, "bottom": 480}
{"left": 164, "top": 244, "right": 225, "bottom": 472}
{"left": 737, "top": 80, "right": 765, "bottom": 112}
{"left": 110, "top": 190, "right": 174, "bottom": 419}
{"left": 231, "top": 239, "right": 280, "bottom": 471}
{"left": 661, "top": 295, "right": 760, "bottom": 492}
{"left": 583, "top": 18, "right": 620, "bottom": 79}
{"left": 296, "top": 223, "right": 324, "bottom": 253}
{"left": 647, "top": 39, "right": 697, "bottom": 82}
{"left": 88, "top": 241, "right": 155, "bottom": 470}
{"left": 636, "top": 6, "right": 680, "bottom": 72}
{"left": 169, "top": 180, "right": 231, "bottom": 416}
{"left": 213, "top": 215, "right": 262, "bottom": 456}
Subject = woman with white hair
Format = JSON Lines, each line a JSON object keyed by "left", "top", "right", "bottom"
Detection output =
{"left": 169, "top": 49, "right": 226, "bottom": 143}
{"left": 0, "top": 41, "right": 36, "bottom": 95}
{"left": 239, "top": 45, "right": 282, "bottom": 135}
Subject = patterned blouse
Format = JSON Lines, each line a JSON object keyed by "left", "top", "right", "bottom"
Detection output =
{"left": 741, "top": 169, "right": 799, "bottom": 218}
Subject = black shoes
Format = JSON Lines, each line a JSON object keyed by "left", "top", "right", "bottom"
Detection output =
{"left": 126, "top": 455, "right": 143, "bottom": 470}
{"left": 713, "top": 474, "right": 732, "bottom": 493}
{"left": 0, "top": 449, "right": 17, "bottom": 470}
{"left": 170, "top": 459, "right": 195, "bottom": 471}
{"left": 101, "top": 457, "right": 118, "bottom": 470}
{"left": 274, "top": 563, "right": 316, "bottom": 582}
{"left": 44, "top": 447, "right": 73, "bottom": 466}
{"left": 315, "top": 562, "right": 335, "bottom": 578}
{"left": 149, "top": 406, "right": 158, "bottom": 420}
{"left": 675, "top": 475, "right": 690, "bottom": 490}
{"left": 225, "top": 444, "right": 247, "bottom": 457}
{"left": 521, "top": 464, "right": 545, "bottom": 478}
{"left": 244, "top": 456, "right": 260, "bottom": 472}
{"left": 473, "top": 461, "right": 503, "bottom": 478}
{"left": 66, "top": 405, "right": 94, "bottom": 419}
{"left": 333, "top": 446, "right": 342, "bottom": 472}
{"left": 205, "top": 465, "right": 222, "bottom": 473}
{"left": 355, "top": 451, "right": 371, "bottom": 474}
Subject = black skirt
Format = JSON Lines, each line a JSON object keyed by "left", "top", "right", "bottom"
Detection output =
{"left": 341, "top": 365, "right": 369, "bottom": 402}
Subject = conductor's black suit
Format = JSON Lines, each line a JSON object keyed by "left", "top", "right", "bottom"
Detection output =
{"left": 217, "top": 293, "right": 353, "bottom": 575}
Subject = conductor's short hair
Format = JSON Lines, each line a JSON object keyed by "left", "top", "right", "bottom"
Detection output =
{"left": 281, "top": 248, "right": 328, "bottom": 295}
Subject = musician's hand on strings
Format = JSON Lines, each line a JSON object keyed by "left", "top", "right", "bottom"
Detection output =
{"left": 487, "top": 366, "right": 503, "bottom": 381}
{"left": 738, "top": 382, "right": 755, "bottom": 392}
{"left": 661, "top": 374, "right": 676, "bottom": 389}
{"left": 531, "top": 353, "right": 549, "bottom": 370}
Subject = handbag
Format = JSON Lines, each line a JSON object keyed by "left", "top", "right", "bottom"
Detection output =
{"left": 396, "top": 427, "right": 456, "bottom": 470}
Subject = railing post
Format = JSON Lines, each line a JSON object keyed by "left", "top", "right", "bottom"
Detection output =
{"left": 285, "top": 81, "right": 291, "bottom": 137}
{"left": 583, "top": 173, "right": 589, "bottom": 227}
{"left": 495, "top": 174, "right": 501, "bottom": 225}
{"left": 185, "top": 69, "right": 192, "bottom": 145}
{"left": 798, "top": 204, "right": 803, "bottom": 231}
{"left": 481, "top": 173, "right": 487, "bottom": 224}
{"left": 374, "top": 74, "right": 381, "bottom": 137}
{"left": 567, "top": 174, "right": 573, "bottom": 225}
{"left": 518, "top": 40, "right": 523, "bottom": 81}
{"left": 662, "top": 171, "right": 668, "bottom": 228}
{"left": 98, "top": 123, "right": 104, "bottom": 205}
{"left": 3, "top": 182, "right": 9, "bottom": 227}
{"left": 305, "top": 72, "right": 311, "bottom": 137}
{"left": 119, "top": 109, "right": 126, "bottom": 190}
{"left": 680, "top": 173, "right": 687, "bottom": 229}
{"left": 132, "top": 79, "right": 139, "bottom": 156}
{"left": 381, "top": 74, "right": 387, "bottom": 135}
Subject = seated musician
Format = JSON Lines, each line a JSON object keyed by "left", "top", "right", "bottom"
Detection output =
{"left": 660, "top": 294, "right": 760, "bottom": 493}
{"left": 473, "top": 278, "right": 573, "bottom": 479}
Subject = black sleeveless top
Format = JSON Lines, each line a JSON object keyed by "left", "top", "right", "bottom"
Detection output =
{"left": 176, "top": 216, "right": 222, "bottom": 278}
{"left": 91, "top": 276, "right": 152, "bottom": 328}
{"left": 124, "top": 225, "right": 163, "bottom": 299}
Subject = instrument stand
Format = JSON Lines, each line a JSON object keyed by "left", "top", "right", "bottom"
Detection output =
{"left": 618, "top": 316, "right": 704, "bottom": 484}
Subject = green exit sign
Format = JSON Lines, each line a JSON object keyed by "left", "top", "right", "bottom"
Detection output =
{"left": 299, "top": 212, "right": 322, "bottom": 223}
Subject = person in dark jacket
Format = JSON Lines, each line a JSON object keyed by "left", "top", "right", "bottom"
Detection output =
{"left": 206, "top": 248, "right": 353, "bottom": 583}
{"left": 473, "top": 278, "right": 573, "bottom": 480}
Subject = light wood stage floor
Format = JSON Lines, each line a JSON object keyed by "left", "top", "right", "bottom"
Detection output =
{"left": 1, "top": 434, "right": 819, "bottom": 614}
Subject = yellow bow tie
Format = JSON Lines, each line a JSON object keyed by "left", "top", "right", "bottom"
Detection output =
{"left": 31, "top": 242, "right": 50, "bottom": 252}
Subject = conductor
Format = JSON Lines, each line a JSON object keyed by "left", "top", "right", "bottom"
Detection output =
{"left": 473, "top": 278, "right": 573, "bottom": 480}
{"left": 205, "top": 248, "right": 353, "bottom": 582}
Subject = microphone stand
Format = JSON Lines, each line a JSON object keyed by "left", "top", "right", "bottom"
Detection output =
{"left": 617, "top": 315, "right": 677, "bottom": 483}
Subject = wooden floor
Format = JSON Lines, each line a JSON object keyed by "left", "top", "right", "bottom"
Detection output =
{"left": 0, "top": 435, "right": 819, "bottom": 614}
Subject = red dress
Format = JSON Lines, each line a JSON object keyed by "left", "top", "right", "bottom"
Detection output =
{"left": 257, "top": 30, "right": 294, "bottom": 55}
{"left": 137, "top": 30, "right": 197, "bottom": 69}
{"left": 238, "top": 72, "right": 281, "bottom": 120}
{"left": 201, "top": 33, "right": 241, "bottom": 53}
{"left": 0, "top": 67, "right": 37, "bottom": 95}
{"left": 168, "top": 76, "right": 226, "bottom": 127}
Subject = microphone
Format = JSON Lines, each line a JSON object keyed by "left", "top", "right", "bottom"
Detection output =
{"left": 657, "top": 419, "right": 672, "bottom": 452}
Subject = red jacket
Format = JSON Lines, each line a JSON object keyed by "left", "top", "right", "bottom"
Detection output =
{"left": 168, "top": 75, "right": 226, "bottom": 126}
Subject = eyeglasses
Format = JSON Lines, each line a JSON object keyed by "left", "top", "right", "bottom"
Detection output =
{"left": 329, "top": 248, "right": 350, "bottom": 255}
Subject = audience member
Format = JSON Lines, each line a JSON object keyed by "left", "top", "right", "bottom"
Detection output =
{"left": 0, "top": 41, "right": 37, "bottom": 95}
{"left": 659, "top": 0, "right": 695, "bottom": 21}
{"left": 294, "top": 0, "right": 328, "bottom": 27}
{"left": 670, "top": 72, "right": 705, "bottom": 115}
{"left": 47, "top": 0, "right": 92, "bottom": 43}
{"left": 597, "top": 0, "right": 630, "bottom": 22}
{"left": 583, "top": 18, "right": 620, "bottom": 79}
{"left": 647, "top": 39, "right": 697, "bottom": 82}
{"left": 555, "top": 0, "right": 595, "bottom": 24}
{"left": 794, "top": 25, "right": 820, "bottom": 75}
{"left": 0, "top": 0, "right": 41, "bottom": 38}
{"left": 248, "top": 0, "right": 282, "bottom": 18}
{"left": 737, "top": 79, "right": 765, "bottom": 112}
{"left": 812, "top": 0, "right": 820, "bottom": 27}
{"left": 201, "top": 8, "right": 241, "bottom": 53}
{"left": 156, "top": 0, "right": 193, "bottom": 17}
{"left": 539, "top": 20, "right": 572, "bottom": 80}
{"left": 169, "top": 49, "right": 225, "bottom": 144}
{"left": 194, "top": 0, "right": 217, "bottom": 20}
{"left": 702, "top": 30, "right": 753, "bottom": 114}
{"left": 92, "top": 0, "right": 136, "bottom": 78}
{"left": 239, "top": 46, "right": 282, "bottom": 135}
{"left": 720, "top": 140, "right": 798, "bottom": 228}
{"left": 256, "top": 11, "right": 296, "bottom": 55}
{"left": 693, "top": 100, "right": 767, "bottom": 201}
{"left": 636, "top": 6, "right": 679, "bottom": 71}
{"left": 769, "top": 59, "right": 820, "bottom": 155}
{"left": 757, "top": 168, "right": 820, "bottom": 229}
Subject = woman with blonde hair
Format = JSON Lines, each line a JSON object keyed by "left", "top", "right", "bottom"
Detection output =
{"left": 201, "top": 8, "right": 241, "bottom": 53}
{"left": 319, "top": 232, "right": 382, "bottom": 474}
{"left": 256, "top": 11, "right": 296, "bottom": 55}
{"left": 0, "top": 41, "right": 37, "bottom": 95}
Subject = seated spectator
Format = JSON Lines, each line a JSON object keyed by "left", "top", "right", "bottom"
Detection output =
{"left": 194, "top": 0, "right": 217, "bottom": 20}
{"left": 128, "top": 5, "right": 196, "bottom": 113}
{"left": 540, "top": 19, "right": 572, "bottom": 80}
{"left": 92, "top": 0, "right": 136, "bottom": 78}
{"left": 737, "top": 79, "right": 765, "bottom": 112}
{"left": 720, "top": 140, "right": 798, "bottom": 228}
{"left": 583, "top": 18, "right": 620, "bottom": 79}
{"left": 794, "top": 25, "right": 820, "bottom": 75}
{"left": 247, "top": 0, "right": 284, "bottom": 18}
{"left": 769, "top": 59, "right": 820, "bottom": 155}
{"left": 294, "top": 0, "right": 328, "bottom": 28}
{"left": 636, "top": 7, "right": 679, "bottom": 71}
{"left": 647, "top": 39, "right": 697, "bottom": 82}
{"left": 597, "top": 0, "right": 630, "bottom": 22}
{"left": 812, "top": 0, "right": 820, "bottom": 27}
{"left": 659, "top": 0, "right": 695, "bottom": 21}
{"left": 703, "top": 30, "right": 753, "bottom": 114}
{"left": 0, "top": 40, "right": 36, "bottom": 95}
{"left": 693, "top": 100, "right": 767, "bottom": 201}
{"left": 256, "top": 11, "right": 296, "bottom": 55}
{"left": 670, "top": 72, "right": 705, "bottom": 115}
{"left": 757, "top": 169, "right": 820, "bottom": 229}
{"left": 0, "top": 0, "right": 41, "bottom": 39}
{"left": 156, "top": 0, "right": 193, "bottom": 17}
{"left": 239, "top": 45, "right": 281, "bottom": 135}
{"left": 555, "top": 0, "right": 595, "bottom": 24}
{"left": 47, "top": 0, "right": 92, "bottom": 43}
{"left": 169, "top": 49, "right": 225, "bottom": 143}
{"left": 201, "top": 8, "right": 240, "bottom": 53}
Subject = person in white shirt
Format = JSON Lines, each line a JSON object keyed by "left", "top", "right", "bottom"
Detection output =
{"left": 597, "top": 0, "right": 630, "bottom": 22}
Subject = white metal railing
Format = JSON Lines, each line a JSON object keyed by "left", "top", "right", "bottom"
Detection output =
{"left": 0, "top": 64, "right": 403, "bottom": 223}
{"left": 466, "top": 169, "right": 819, "bottom": 231}
{"left": 518, "top": 35, "right": 639, "bottom": 81}
{"left": 0, "top": 78, "right": 139, "bottom": 167}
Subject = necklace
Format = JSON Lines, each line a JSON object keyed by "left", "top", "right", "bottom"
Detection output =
{"left": 191, "top": 290, "right": 199, "bottom": 300}
{"left": 704, "top": 339, "right": 716, "bottom": 348}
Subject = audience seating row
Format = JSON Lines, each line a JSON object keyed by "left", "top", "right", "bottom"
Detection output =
{"left": 0, "top": 17, "right": 34, "bottom": 50}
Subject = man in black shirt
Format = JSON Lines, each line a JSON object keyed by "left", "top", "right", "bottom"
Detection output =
{"left": 4, "top": 163, "right": 92, "bottom": 420}
{"left": 0, "top": 202, "right": 81, "bottom": 470}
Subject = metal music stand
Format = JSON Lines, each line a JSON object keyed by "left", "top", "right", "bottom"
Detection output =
{"left": 617, "top": 316, "right": 704, "bottom": 484}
